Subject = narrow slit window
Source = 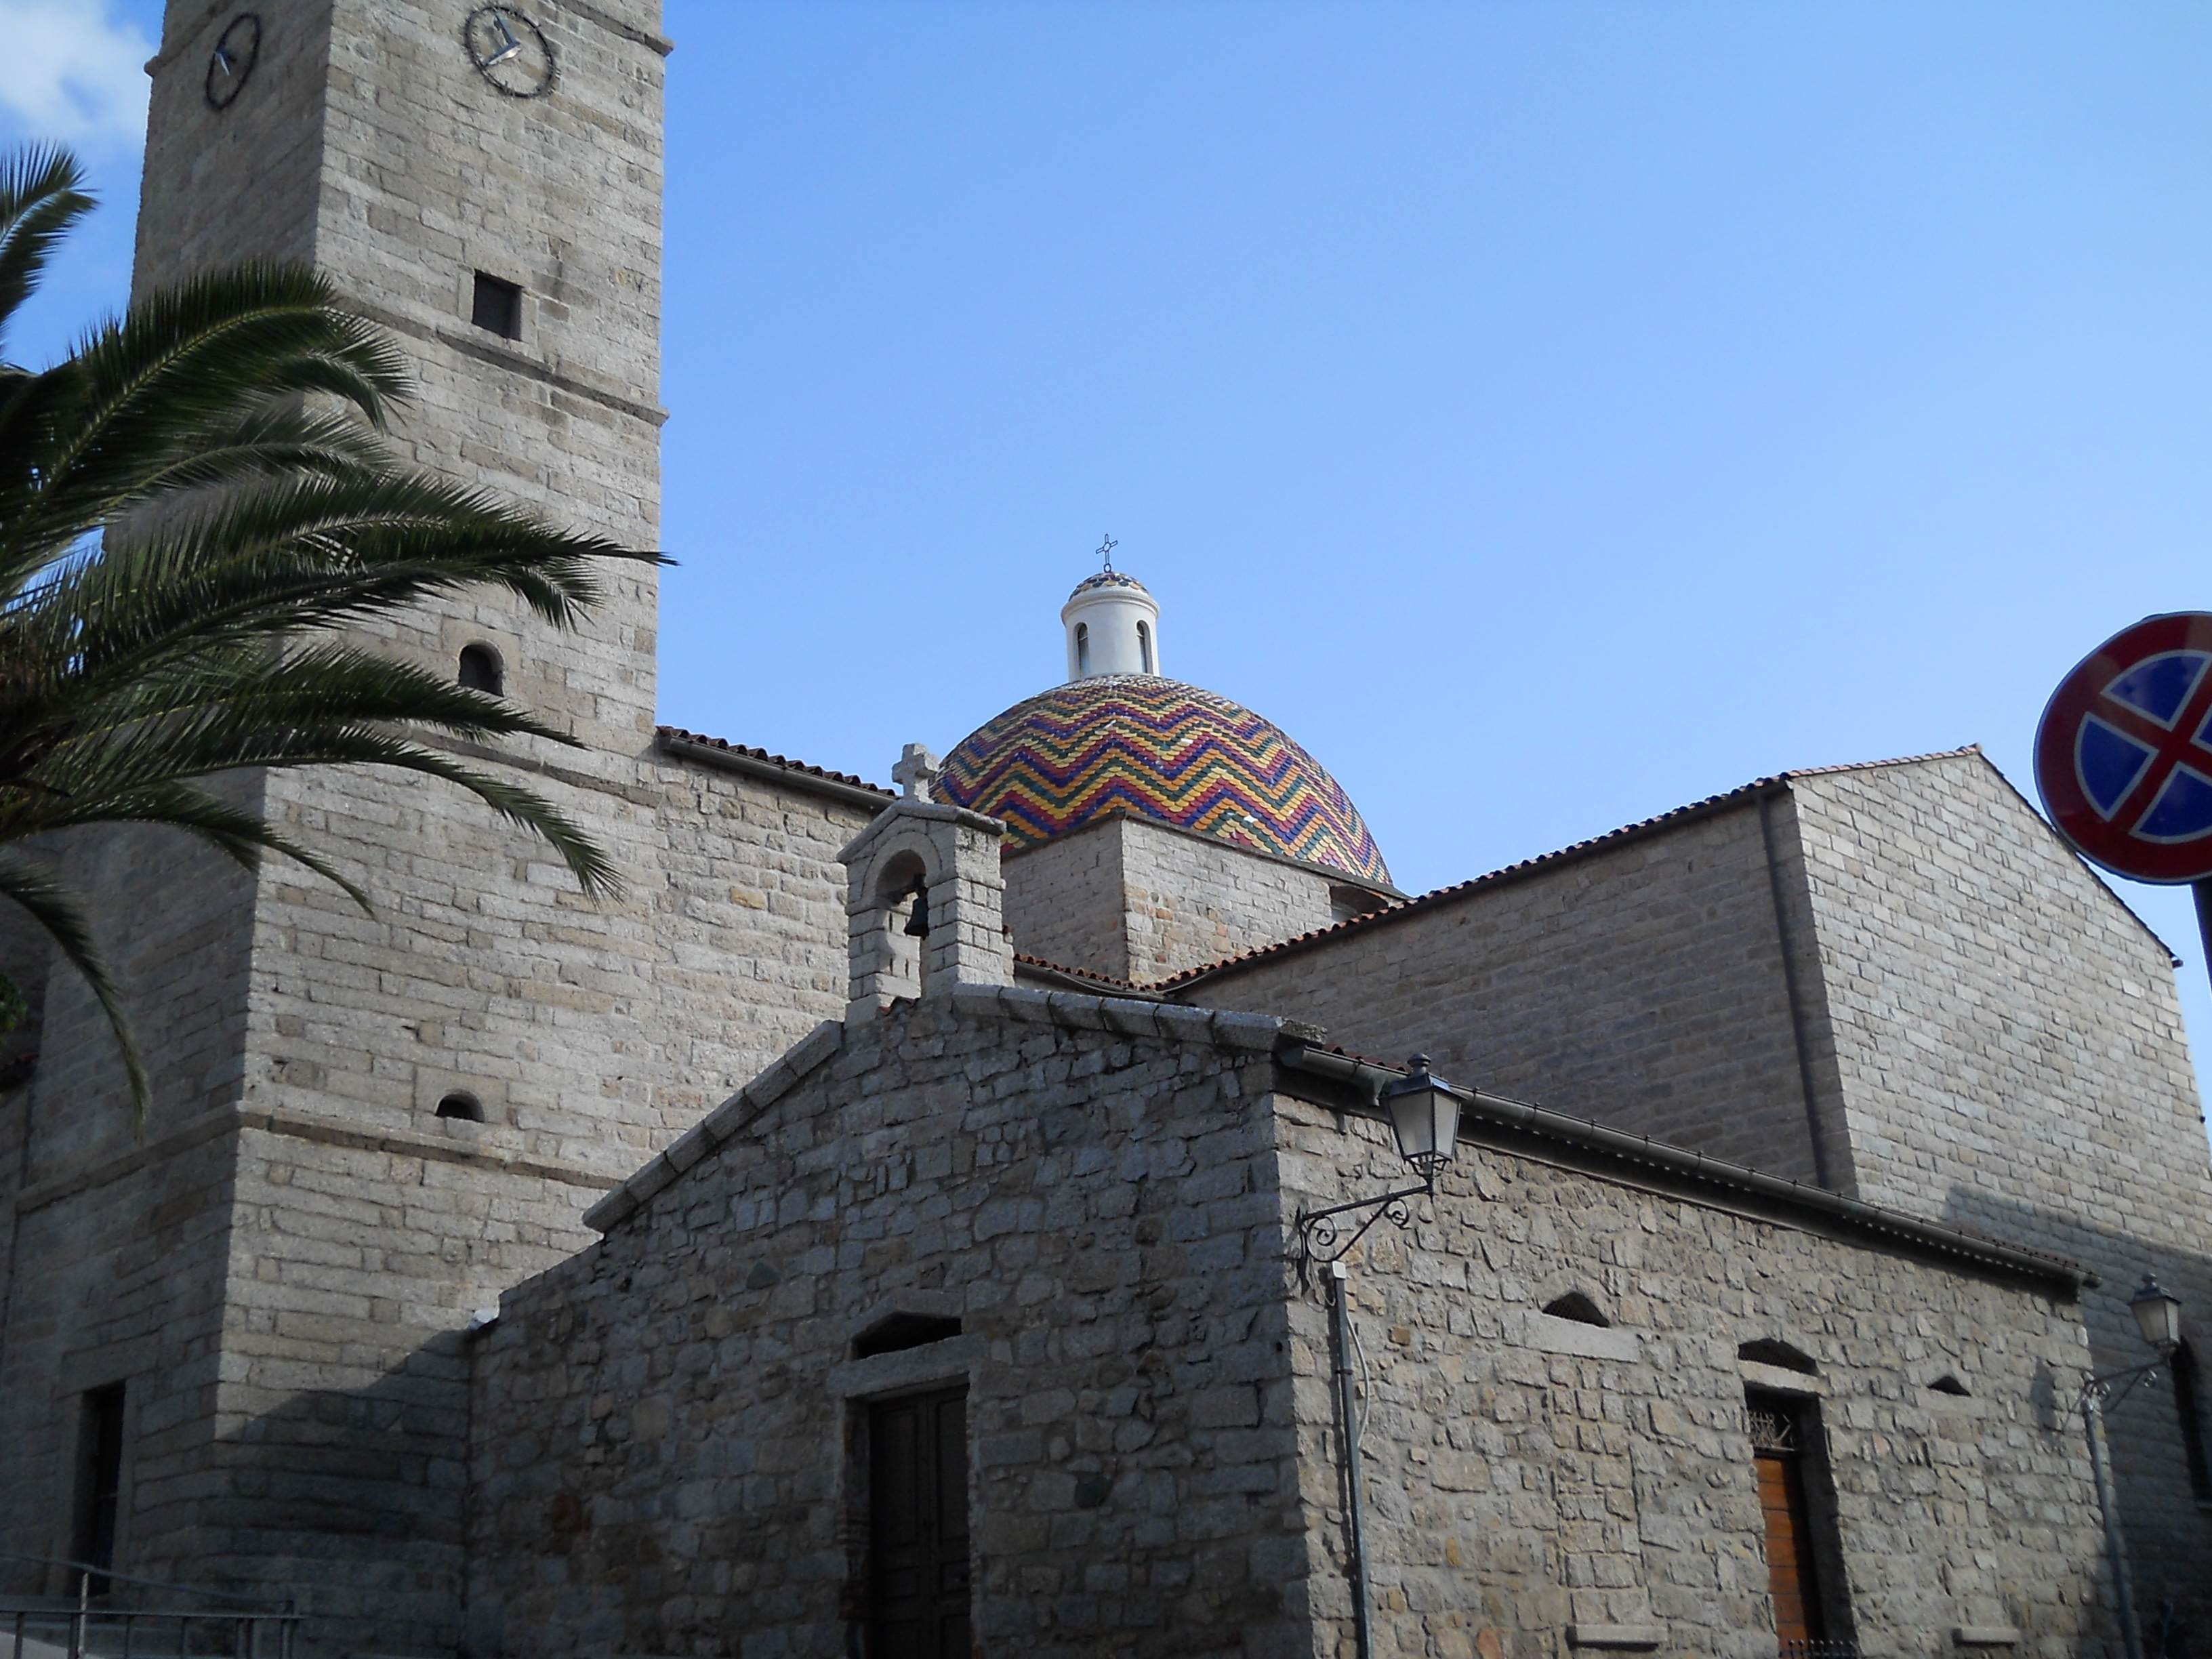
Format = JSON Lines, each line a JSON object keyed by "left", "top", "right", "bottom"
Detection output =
{"left": 2174, "top": 1340, "right": 2211, "bottom": 1500}
{"left": 471, "top": 272, "right": 524, "bottom": 340}
{"left": 1136, "top": 620, "right": 1153, "bottom": 674}
{"left": 1075, "top": 622, "right": 1090, "bottom": 676}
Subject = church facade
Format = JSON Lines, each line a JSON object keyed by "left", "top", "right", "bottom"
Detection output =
{"left": 1, "top": 3, "right": 2207, "bottom": 1657}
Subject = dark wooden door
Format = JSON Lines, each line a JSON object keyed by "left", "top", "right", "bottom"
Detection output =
{"left": 1756, "top": 1444, "right": 1824, "bottom": 1646}
{"left": 868, "top": 1387, "right": 970, "bottom": 1659}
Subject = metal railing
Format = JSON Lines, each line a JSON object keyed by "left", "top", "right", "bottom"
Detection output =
{"left": 0, "top": 1553, "right": 299, "bottom": 1659}
{"left": 1778, "top": 1643, "right": 1862, "bottom": 1659}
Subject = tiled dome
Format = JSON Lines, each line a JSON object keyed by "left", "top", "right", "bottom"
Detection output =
{"left": 939, "top": 675, "right": 1392, "bottom": 886}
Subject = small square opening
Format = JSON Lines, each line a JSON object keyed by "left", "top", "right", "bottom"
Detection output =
{"left": 471, "top": 272, "right": 523, "bottom": 340}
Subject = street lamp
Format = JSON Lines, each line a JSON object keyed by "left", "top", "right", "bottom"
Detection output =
{"left": 2129, "top": 1273, "right": 2182, "bottom": 1355}
{"left": 1294, "top": 1055, "right": 1464, "bottom": 1266}
{"left": 1292, "top": 1054, "right": 1467, "bottom": 1659}
{"left": 2078, "top": 1273, "right": 2186, "bottom": 1659}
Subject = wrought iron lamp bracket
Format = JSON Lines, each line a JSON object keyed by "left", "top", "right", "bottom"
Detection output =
{"left": 1294, "top": 1175, "right": 1434, "bottom": 1275}
{"left": 2076, "top": 1355, "right": 2171, "bottom": 1418}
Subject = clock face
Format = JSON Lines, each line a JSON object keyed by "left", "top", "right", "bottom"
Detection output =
{"left": 464, "top": 6, "right": 558, "bottom": 99}
{"left": 204, "top": 12, "right": 262, "bottom": 110}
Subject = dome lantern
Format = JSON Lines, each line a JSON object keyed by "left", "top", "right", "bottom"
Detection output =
{"left": 1061, "top": 569, "right": 1160, "bottom": 681}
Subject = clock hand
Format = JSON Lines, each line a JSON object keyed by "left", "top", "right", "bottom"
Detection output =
{"left": 487, "top": 15, "right": 523, "bottom": 66}
{"left": 213, "top": 46, "right": 234, "bottom": 76}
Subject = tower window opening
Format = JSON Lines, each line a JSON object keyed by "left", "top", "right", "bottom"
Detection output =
{"left": 436, "top": 1091, "right": 485, "bottom": 1123}
{"left": 471, "top": 272, "right": 524, "bottom": 340}
{"left": 1136, "top": 619, "right": 1153, "bottom": 674}
{"left": 71, "top": 1382, "right": 125, "bottom": 1590}
{"left": 1075, "top": 622, "right": 1090, "bottom": 676}
{"left": 458, "top": 644, "right": 504, "bottom": 695}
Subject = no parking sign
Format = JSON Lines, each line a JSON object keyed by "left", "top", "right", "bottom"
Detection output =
{"left": 2036, "top": 613, "right": 2212, "bottom": 886}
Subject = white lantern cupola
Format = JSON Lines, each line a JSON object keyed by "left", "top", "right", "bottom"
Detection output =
{"left": 1061, "top": 567, "right": 1162, "bottom": 682}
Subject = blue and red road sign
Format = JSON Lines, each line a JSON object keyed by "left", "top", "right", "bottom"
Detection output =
{"left": 2036, "top": 613, "right": 2212, "bottom": 885}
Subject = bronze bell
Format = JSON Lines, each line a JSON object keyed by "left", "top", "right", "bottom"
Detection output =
{"left": 901, "top": 879, "right": 930, "bottom": 938}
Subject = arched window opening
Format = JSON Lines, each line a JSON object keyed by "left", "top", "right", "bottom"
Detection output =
{"left": 1928, "top": 1375, "right": 1970, "bottom": 1397}
{"left": 1738, "top": 1338, "right": 1819, "bottom": 1375}
{"left": 853, "top": 1311, "right": 962, "bottom": 1359}
{"left": 1136, "top": 619, "right": 1153, "bottom": 674}
{"left": 458, "top": 643, "right": 503, "bottom": 695}
{"left": 1543, "top": 1292, "right": 1609, "bottom": 1328}
{"left": 2174, "top": 1340, "right": 2211, "bottom": 1500}
{"left": 435, "top": 1091, "right": 485, "bottom": 1122}
{"left": 1075, "top": 622, "right": 1090, "bottom": 676}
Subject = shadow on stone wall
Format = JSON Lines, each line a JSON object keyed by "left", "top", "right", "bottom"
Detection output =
{"left": 210, "top": 1325, "right": 478, "bottom": 1659}
{"left": 1942, "top": 1184, "right": 2211, "bottom": 1659}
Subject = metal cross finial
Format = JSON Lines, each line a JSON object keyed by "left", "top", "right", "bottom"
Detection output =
{"left": 893, "top": 742, "right": 942, "bottom": 803}
{"left": 1097, "top": 533, "right": 1118, "bottom": 574}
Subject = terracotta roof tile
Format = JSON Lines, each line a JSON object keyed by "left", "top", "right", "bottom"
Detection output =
{"left": 1011, "top": 952, "right": 1145, "bottom": 991}
{"left": 657, "top": 726, "right": 893, "bottom": 798}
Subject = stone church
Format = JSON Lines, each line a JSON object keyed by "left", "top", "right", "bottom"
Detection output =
{"left": 2, "top": 3, "right": 2209, "bottom": 1657}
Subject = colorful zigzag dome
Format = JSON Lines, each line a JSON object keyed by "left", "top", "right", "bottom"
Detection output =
{"left": 939, "top": 675, "right": 1393, "bottom": 887}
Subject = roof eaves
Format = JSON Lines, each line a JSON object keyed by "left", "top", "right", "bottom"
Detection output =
{"left": 1274, "top": 1041, "right": 2091, "bottom": 1291}
{"left": 1010, "top": 952, "right": 1154, "bottom": 996}
{"left": 657, "top": 726, "right": 894, "bottom": 807}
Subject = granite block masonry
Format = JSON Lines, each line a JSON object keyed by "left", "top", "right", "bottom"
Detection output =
{"left": 468, "top": 983, "right": 2114, "bottom": 1658}
{"left": 0, "top": 0, "right": 2204, "bottom": 1647}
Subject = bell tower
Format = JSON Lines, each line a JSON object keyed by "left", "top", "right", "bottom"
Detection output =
{"left": 133, "top": 0, "right": 665, "bottom": 754}
{"left": 0, "top": 4, "right": 672, "bottom": 1652}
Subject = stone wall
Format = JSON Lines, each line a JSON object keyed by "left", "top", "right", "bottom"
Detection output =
{"left": 1275, "top": 1092, "right": 2114, "bottom": 1659}
{"left": 467, "top": 991, "right": 1311, "bottom": 1658}
{"left": 1175, "top": 795, "right": 1831, "bottom": 1181}
{"left": 1000, "top": 819, "right": 1134, "bottom": 978}
{"left": 1003, "top": 815, "right": 1351, "bottom": 985}
{"left": 466, "top": 987, "right": 2114, "bottom": 1658}
{"left": 0, "top": 821, "right": 260, "bottom": 1575}
{"left": 1789, "top": 754, "right": 2212, "bottom": 1637}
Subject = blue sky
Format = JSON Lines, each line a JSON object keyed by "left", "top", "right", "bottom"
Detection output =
{"left": 9, "top": 3, "right": 2212, "bottom": 1083}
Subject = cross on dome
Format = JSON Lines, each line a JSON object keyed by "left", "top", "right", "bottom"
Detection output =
{"left": 1097, "top": 533, "right": 1118, "bottom": 574}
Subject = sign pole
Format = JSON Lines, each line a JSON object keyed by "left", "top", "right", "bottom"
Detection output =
{"left": 2196, "top": 882, "right": 2212, "bottom": 991}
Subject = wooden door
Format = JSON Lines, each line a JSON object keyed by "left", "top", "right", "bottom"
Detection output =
{"left": 1751, "top": 1405, "right": 1825, "bottom": 1648}
{"left": 868, "top": 1387, "right": 970, "bottom": 1659}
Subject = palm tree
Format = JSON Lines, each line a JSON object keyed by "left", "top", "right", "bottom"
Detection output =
{"left": 0, "top": 146, "right": 662, "bottom": 1117}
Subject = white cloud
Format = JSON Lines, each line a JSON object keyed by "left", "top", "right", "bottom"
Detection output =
{"left": 0, "top": 1, "right": 153, "bottom": 148}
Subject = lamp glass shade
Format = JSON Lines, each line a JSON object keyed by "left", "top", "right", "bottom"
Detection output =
{"left": 2130, "top": 1275, "right": 2183, "bottom": 1353}
{"left": 1384, "top": 1057, "right": 1461, "bottom": 1176}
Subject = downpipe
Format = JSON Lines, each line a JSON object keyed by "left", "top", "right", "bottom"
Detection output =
{"left": 1330, "top": 1261, "right": 1374, "bottom": 1659}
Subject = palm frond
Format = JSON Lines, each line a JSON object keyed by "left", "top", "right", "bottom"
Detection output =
{"left": 0, "top": 147, "right": 91, "bottom": 348}
{"left": 0, "top": 848, "right": 149, "bottom": 1122}
{"left": 0, "top": 264, "right": 415, "bottom": 579}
